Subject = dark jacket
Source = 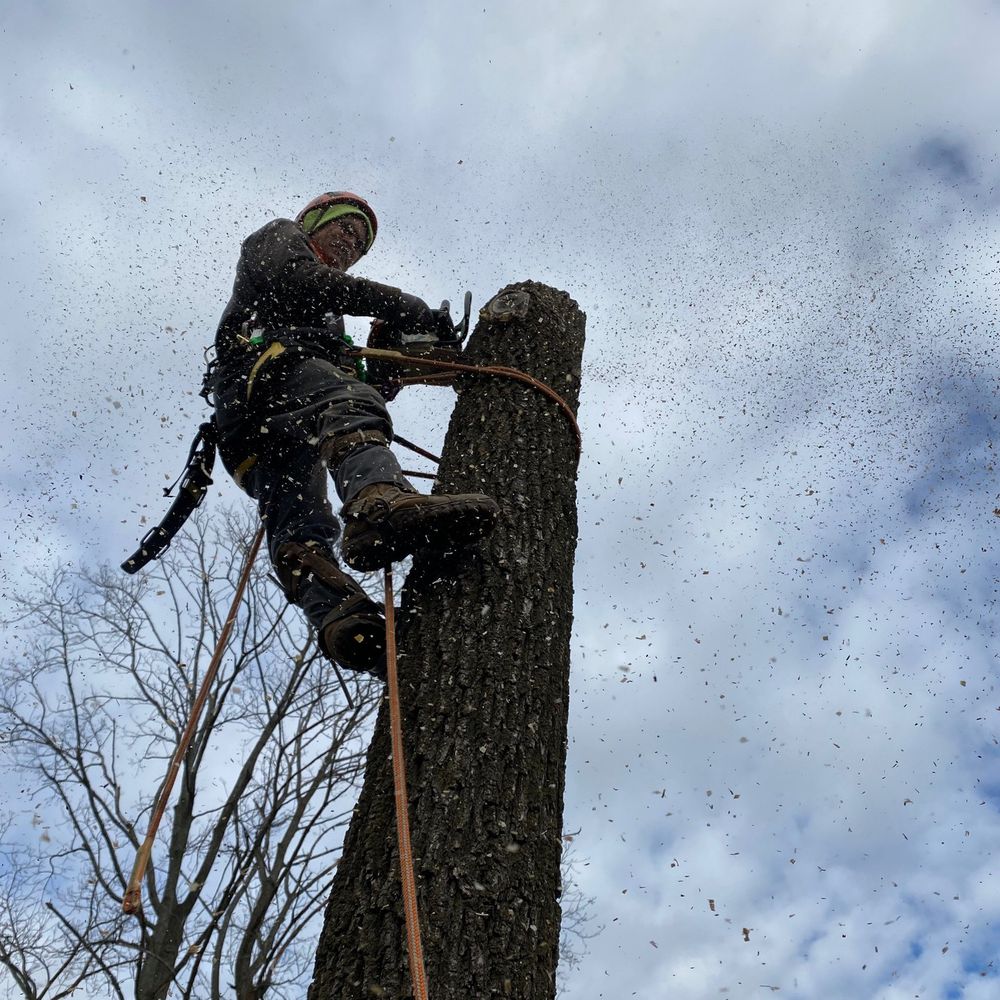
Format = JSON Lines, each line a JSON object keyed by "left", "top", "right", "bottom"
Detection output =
{"left": 210, "top": 219, "right": 413, "bottom": 467}
{"left": 215, "top": 218, "right": 409, "bottom": 369}
{"left": 206, "top": 219, "right": 416, "bottom": 482}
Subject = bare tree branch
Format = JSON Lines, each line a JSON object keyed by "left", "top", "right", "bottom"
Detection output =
{"left": 0, "top": 507, "right": 377, "bottom": 1000}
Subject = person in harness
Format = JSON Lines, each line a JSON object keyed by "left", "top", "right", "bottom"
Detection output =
{"left": 208, "top": 191, "right": 499, "bottom": 679}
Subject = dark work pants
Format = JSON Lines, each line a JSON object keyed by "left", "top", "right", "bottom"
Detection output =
{"left": 241, "top": 356, "right": 414, "bottom": 556}
{"left": 234, "top": 357, "right": 414, "bottom": 628}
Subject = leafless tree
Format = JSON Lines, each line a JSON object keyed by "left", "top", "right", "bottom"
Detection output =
{"left": 557, "top": 844, "right": 600, "bottom": 975}
{"left": 0, "top": 508, "right": 380, "bottom": 1000}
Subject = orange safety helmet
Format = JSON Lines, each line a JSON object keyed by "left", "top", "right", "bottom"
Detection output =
{"left": 296, "top": 191, "right": 378, "bottom": 252}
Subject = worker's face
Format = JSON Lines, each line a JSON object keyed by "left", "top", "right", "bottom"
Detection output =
{"left": 312, "top": 215, "right": 369, "bottom": 271}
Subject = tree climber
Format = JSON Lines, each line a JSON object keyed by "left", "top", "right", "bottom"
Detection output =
{"left": 208, "top": 192, "right": 499, "bottom": 679}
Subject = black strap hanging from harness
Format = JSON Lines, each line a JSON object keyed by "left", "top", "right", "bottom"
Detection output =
{"left": 121, "top": 420, "right": 218, "bottom": 574}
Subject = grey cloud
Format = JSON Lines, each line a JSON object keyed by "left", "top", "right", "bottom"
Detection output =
{"left": 915, "top": 136, "right": 977, "bottom": 187}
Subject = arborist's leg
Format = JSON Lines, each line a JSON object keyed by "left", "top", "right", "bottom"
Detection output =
{"left": 311, "top": 380, "right": 500, "bottom": 573}
{"left": 335, "top": 446, "right": 500, "bottom": 571}
{"left": 257, "top": 354, "right": 499, "bottom": 572}
{"left": 244, "top": 441, "right": 386, "bottom": 678}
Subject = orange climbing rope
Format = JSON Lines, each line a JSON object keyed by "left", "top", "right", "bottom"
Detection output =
{"left": 383, "top": 569, "right": 430, "bottom": 1000}
{"left": 123, "top": 524, "right": 266, "bottom": 915}
{"left": 353, "top": 347, "right": 583, "bottom": 457}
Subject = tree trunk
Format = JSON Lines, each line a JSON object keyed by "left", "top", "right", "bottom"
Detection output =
{"left": 308, "top": 281, "right": 585, "bottom": 999}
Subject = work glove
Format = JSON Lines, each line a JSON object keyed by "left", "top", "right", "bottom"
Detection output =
{"left": 392, "top": 291, "right": 437, "bottom": 336}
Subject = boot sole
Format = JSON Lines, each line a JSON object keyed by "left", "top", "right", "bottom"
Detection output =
{"left": 342, "top": 499, "right": 499, "bottom": 572}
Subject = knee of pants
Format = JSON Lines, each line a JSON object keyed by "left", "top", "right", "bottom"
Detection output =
{"left": 316, "top": 389, "right": 393, "bottom": 441}
{"left": 266, "top": 520, "right": 341, "bottom": 563}
{"left": 247, "top": 461, "right": 342, "bottom": 561}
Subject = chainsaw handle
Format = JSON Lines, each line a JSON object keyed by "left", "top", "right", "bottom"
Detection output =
{"left": 368, "top": 291, "right": 472, "bottom": 346}
{"left": 458, "top": 290, "right": 472, "bottom": 342}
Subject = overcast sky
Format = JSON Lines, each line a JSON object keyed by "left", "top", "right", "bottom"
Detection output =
{"left": 3, "top": 2, "right": 1000, "bottom": 997}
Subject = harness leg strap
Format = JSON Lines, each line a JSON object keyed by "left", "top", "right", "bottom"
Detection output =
{"left": 320, "top": 429, "right": 390, "bottom": 469}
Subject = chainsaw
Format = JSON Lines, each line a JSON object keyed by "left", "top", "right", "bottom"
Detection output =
{"left": 362, "top": 291, "right": 472, "bottom": 397}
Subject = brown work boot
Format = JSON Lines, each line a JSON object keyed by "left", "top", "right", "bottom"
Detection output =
{"left": 340, "top": 482, "right": 500, "bottom": 572}
{"left": 317, "top": 598, "right": 387, "bottom": 680}
{"left": 275, "top": 542, "right": 387, "bottom": 678}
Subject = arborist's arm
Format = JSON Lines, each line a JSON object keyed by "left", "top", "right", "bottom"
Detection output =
{"left": 244, "top": 220, "right": 438, "bottom": 332}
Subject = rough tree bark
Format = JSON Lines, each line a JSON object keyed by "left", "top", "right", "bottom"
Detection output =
{"left": 308, "top": 281, "right": 585, "bottom": 999}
